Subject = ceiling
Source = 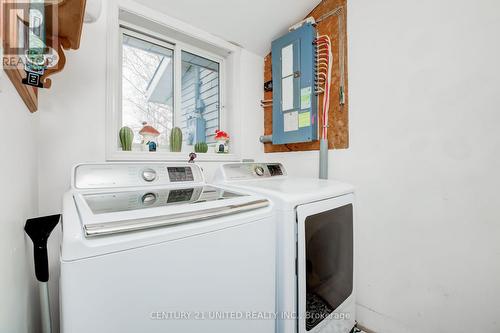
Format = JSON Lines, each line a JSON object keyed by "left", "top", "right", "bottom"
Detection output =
{"left": 134, "top": 0, "right": 322, "bottom": 56}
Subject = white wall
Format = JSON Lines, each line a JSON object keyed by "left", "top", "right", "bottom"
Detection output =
{"left": 0, "top": 74, "right": 40, "bottom": 332}
{"left": 261, "top": 0, "right": 500, "bottom": 332}
{"left": 36, "top": 0, "right": 500, "bottom": 332}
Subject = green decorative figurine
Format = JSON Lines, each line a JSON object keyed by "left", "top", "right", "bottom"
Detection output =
{"left": 119, "top": 126, "right": 134, "bottom": 151}
{"left": 194, "top": 142, "right": 208, "bottom": 153}
{"left": 170, "top": 127, "right": 183, "bottom": 152}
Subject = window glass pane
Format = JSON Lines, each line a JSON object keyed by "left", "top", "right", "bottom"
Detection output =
{"left": 181, "top": 51, "right": 220, "bottom": 144}
{"left": 121, "top": 32, "right": 174, "bottom": 146}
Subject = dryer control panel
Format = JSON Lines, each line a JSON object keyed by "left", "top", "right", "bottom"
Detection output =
{"left": 73, "top": 163, "right": 204, "bottom": 189}
{"left": 217, "top": 163, "right": 287, "bottom": 181}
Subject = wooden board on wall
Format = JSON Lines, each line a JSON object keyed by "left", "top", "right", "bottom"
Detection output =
{"left": 264, "top": 0, "right": 349, "bottom": 153}
{"left": 1, "top": 0, "right": 86, "bottom": 112}
{"left": 1, "top": 0, "right": 38, "bottom": 113}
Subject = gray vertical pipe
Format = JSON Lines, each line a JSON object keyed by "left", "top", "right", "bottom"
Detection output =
{"left": 40, "top": 282, "right": 52, "bottom": 333}
{"left": 319, "top": 139, "right": 328, "bottom": 179}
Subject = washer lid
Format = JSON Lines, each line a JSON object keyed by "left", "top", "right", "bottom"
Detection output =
{"left": 74, "top": 185, "right": 269, "bottom": 237}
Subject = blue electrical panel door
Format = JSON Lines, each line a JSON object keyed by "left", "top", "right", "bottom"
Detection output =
{"left": 271, "top": 23, "right": 317, "bottom": 144}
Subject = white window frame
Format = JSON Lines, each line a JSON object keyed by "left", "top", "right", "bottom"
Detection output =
{"left": 106, "top": 0, "right": 241, "bottom": 162}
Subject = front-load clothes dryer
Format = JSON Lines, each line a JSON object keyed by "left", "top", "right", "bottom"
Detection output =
{"left": 60, "top": 162, "right": 276, "bottom": 333}
{"left": 214, "top": 162, "right": 356, "bottom": 333}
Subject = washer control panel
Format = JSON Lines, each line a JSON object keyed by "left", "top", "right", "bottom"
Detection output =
{"left": 267, "top": 164, "right": 284, "bottom": 176}
{"left": 73, "top": 163, "right": 204, "bottom": 189}
{"left": 219, "top": 163, "right": 287, "bottom": 181}
{"left": 167, "top": 167, "right": 194, "bottom": 182}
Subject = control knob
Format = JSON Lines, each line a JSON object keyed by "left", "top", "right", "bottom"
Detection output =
{"left": 141, "top": 168, "right": 157, "bottom": 182}
{"left": 255, "top": 166, "right": 265, "bottom": 176}
{"left": 141, "top": 193, "right": 157, "bottom": 206}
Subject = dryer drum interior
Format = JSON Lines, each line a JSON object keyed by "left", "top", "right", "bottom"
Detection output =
{"left": 304, "top": 204, "right": 353, "bottom": 331}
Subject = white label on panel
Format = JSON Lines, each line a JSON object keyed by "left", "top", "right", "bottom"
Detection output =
{"left": 281, "top": 44, "right": 294, "bottom": 77}
{"left": 284, "top": 111, "right": 299, "bottom": 132}
{"left": 282, "top": 76, "right": 294, "bottom": 111}
{"left": 301, "top": 86, "right": 312, "bottom": 109}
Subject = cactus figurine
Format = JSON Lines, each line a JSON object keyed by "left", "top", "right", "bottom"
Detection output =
{"left": 194, "top": 142, "right": 208, "bottom": 153}
{"left": 119, "top": 126, "right": 134, "bottom": 151}
{"left": 170, "top": 127, "right": 183, "bottom": 152}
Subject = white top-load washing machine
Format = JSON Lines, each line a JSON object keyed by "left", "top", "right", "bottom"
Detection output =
{"left": 60, "top": 162, "right": 276, "bottom": 333}
{"left": 214, "top": 162, "right": 356, "bottom": 333}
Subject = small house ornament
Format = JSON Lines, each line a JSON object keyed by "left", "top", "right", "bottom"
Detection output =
{"left": 139, "top": 122, "right": 160, "bottom": 152}
{"left": 214, "top": 130, "right": 229, "bottom": 153}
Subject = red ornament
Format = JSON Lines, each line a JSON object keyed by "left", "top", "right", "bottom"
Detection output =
{"left": 215, "top": 130, "right": 229, "bottom": 140}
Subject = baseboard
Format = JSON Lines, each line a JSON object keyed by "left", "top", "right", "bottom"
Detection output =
{"left": 356, "top": 304, "right": 413, "bottom": 333}
{"left": 357, "top": 323, "right": 377, "bottom": 333}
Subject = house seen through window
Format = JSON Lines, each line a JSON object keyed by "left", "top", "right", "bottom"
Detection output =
{"left": 181, "top": 51, "right": 220, "bottom": 144}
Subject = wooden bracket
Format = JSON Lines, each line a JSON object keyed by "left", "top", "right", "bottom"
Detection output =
{"left": 41, "top": 0, "right": 86, "bottom": 90}
{"left": 40, "top": 36, "right": 68, "bottom": 89}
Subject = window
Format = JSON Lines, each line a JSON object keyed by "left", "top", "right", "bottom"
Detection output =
{"left": 119, "top": 27, "right": 222, "bottom": 151}
{"left": 107, "top": 5, "right": 241, "bottom": 161}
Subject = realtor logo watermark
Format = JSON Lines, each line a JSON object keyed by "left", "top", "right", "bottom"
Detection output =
{"left": 150, "top": 311, "right": 352, "bottom": 321}
{"left": 1, "top": 0, "right": 63, "bottom": 71}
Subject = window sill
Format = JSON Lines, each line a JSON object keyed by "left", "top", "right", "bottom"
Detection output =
{"left": 107, "top": 150, "right": 241, "bottom": 162}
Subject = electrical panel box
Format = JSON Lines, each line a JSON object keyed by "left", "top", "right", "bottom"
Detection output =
{"left": 271, "top": 23, "right": 318, "bottom": 144}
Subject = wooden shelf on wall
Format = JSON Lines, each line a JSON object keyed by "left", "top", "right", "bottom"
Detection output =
{"left": 263, "top": 0, "right": 349, "bottom": 153}
{"left": 1, "top": 0, "right": 86, "bottom": 112}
